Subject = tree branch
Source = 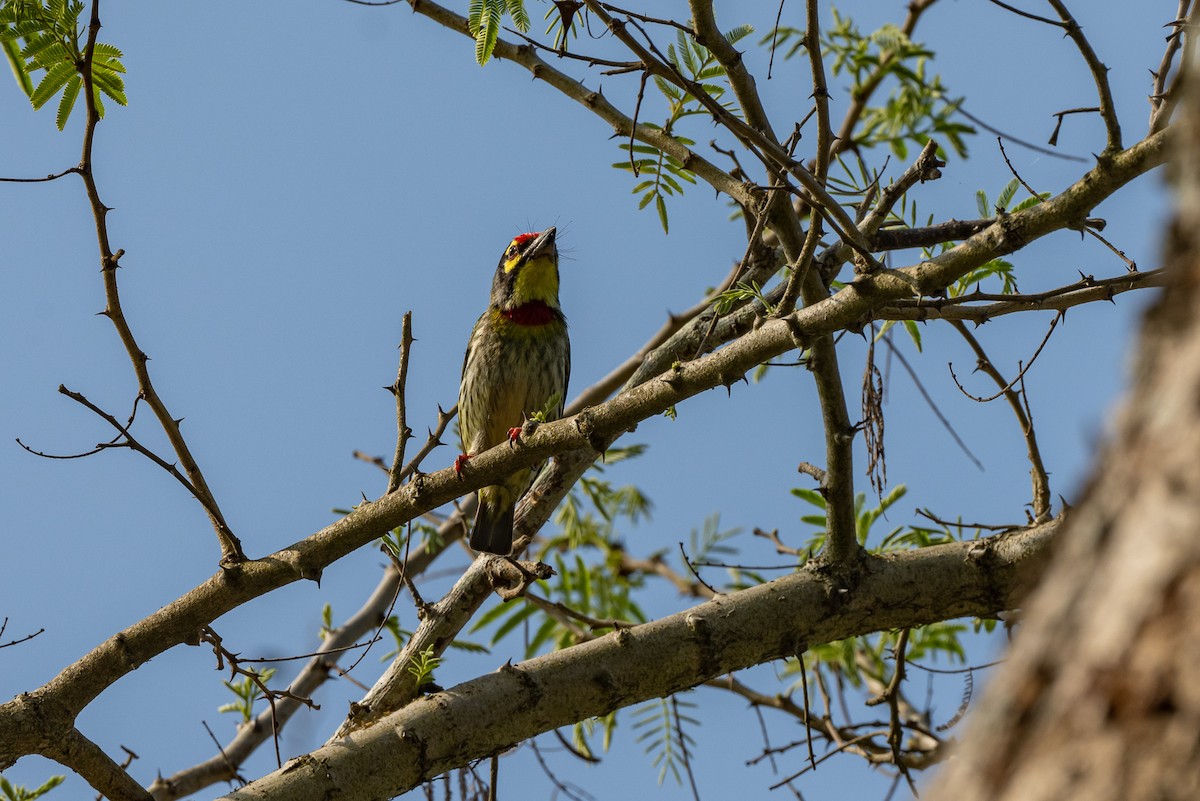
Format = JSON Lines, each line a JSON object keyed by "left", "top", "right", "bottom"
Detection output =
{"left": 1045, "top": 0, "right": 1123, "bottom": 153}
{"left": 224, "top": 519, "right": 1058, "bottom": 801}
{"left": 75, "top": 0, "right": 243, "bottom": 565}
{"left": 0, "top": 123, "right": 1166, "bottom": 775}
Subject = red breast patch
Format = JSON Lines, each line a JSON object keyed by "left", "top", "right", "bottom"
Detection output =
{"left": 502, "top": 301, "right": 557, "bottom": 326}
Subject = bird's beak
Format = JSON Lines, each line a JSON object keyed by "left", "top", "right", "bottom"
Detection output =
{"left": 524, "top": 227, "right": 557, "bottom": 261}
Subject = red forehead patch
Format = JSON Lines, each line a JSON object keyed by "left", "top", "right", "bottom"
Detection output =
{"left": 512, "top": 232, "right": 539, "bottom": 247}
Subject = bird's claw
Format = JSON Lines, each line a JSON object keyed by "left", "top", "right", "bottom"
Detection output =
{"left": 454, "top": 453, "right": 471, "bottom": 479}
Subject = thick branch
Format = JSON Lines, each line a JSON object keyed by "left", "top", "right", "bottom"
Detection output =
{"left": 46, "top": 727, "right": 150, "bottom": 801}
{"left": 224, "top": 520, "right": 1058, "bottom": 801}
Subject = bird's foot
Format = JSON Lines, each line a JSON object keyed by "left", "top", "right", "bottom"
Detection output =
{"left": 508, "top": 418, "right": 540, "bottom": 448}
{"left": 454, "top": 453, "right": 471, "bottom": 479}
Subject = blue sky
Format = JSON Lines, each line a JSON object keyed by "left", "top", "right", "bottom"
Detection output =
{"left": 0, "top": 1, "right": 1175, "bottom": 799}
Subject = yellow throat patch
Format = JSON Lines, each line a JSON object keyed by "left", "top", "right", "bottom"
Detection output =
{"left": 505, "top": 252, "right": 560, "bottom": 307}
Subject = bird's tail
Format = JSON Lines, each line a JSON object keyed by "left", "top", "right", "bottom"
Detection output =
{"left": 470, "top": 486, "right": 516, "bottom": 555}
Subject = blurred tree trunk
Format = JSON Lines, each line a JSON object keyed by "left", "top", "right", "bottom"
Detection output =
{"left": 926, "top": 51, "right": 1200, "bottom": 801}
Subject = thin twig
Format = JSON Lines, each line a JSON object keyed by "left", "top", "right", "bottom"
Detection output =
{"left": 74, "top": 1, "right": 243, "bottom": 564}
{"left": 950, "top": 321, "right": 1053, "bottom": 520}
{"left": 55, "top": 386, "right": 227, "bottom": 522}
{"left": 1046, "top": 0, "right": 1123, "bottom": 152}
{"left": 915, "top": 509, "right": 1025, "bottom": 534}
{"left": 672, "top": 695, "right": 702, "bottom": 801}
{"left": 678, "top": 542, "right": 719, "bottom": 596}
{"left": 0, "top": 618, "right": 45, "bottom": 649}
{"left": 877, "top": 331, "right": 983, "bottom": 471}
{"left": 398, "top": 404, "right": 458, "bottom": 481}
{"left": 985, "top": 0, "right": 1065, "bottom": 27}
{"left": 528, "top": 738, "right": 598, "bottom": 801}
{"left": 948, "top": 313, "right": 1061, "bottom": 404}
{"left": 1149, "top": 2, "right": 1193, "bottom": 133}
{"left": 387, "top": 312, "right": 415, "bottom": 494}
{"left": 958, "top": 105, "right": 1087, "bottom": 161}
{"left": 882, "top": 268, "right": 1163, "bottom": 322}
{"left": 1047, "top": 106, "right": 1101, "bottom": 147}
{"left": 0, "top": 166, "right": 81, "bottom": 182}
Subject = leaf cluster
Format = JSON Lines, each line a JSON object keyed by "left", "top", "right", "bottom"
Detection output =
{"left": 0, "top": 776, "right": 64, "bottom": 801}
{"left": 218, "top": 668, "right": 277, "bottom": 724}
{"left": 814, "top": 11, "right": 973, "bottom": 158}
{"left": 1, "top": 0, "right": 126, "bottom": 130}
{"left": 612, "top": 26, "right": 752, "bottom": 233}
{"left": 467, "top": 0, "right": 528, "bottom": 66}
{"left": 790, "top": 484, "right": 978, "bottom": 683}
{"left": 631, "top": 696, "right": 698, "bottom": 785}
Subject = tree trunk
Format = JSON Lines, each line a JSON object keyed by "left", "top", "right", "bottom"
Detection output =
{"left": 926, "top": 49, "right": 1200, "bottom": 801}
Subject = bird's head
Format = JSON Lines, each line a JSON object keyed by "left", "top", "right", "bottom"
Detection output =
{"left": 490, "top": 227, "right": 560, "bottom": 310}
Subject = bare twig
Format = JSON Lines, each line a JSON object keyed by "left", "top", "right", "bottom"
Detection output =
{"left": 877, "top": 330, "right": 983, "bottom": 471}
{"left": 1149, "top": 2, "right": 1194, "bottom": 133}
{"left": 881, "top": 268, "right": 1164, "bottom": 322}
{"left": 387, "top": 312, "right": 415, "bottom": 494}
{"left": 200, "top": 627, "right": 319, "bottom": 769}
{"left": 957, "top": 105, "right": 1087, "bottom": 161}
{"left": 671, "top": 696, "right": 702, "bottom": 801}
{"left": 1046, "top": 0, "right": 1123, "bottom": 152}
{"left": 950, "top": 321, "right": 1053, "bottom": 520}
{"left": 948, "top": 313, "right": 1061, "bottom": 404}
{"left": 803, "top": 0, "right": 833, "bottom": 188}
{"left": 678, "top": 542, "right": 720, "bottom": 596}
{"left": 54, "top": 386, "right": 229, "bottom": 526}
{"left": 73, "top": 1, "right": 242, "bottom": 565}
{"left": 0, "top": 618, "right": 45, "bottom": 649}
{"left": 0, "top": 166, "right": 81, "bottom": 183}
{"left": 984, "top": 0, "right": 1065, "bottom": 27}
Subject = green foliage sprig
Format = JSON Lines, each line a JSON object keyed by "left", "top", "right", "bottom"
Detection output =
{"left": 0, "top": 775, "right": 64, "bottom": 801}
{"left": 1, "top": 0, "right": 126, "bottom": 130}
{"left": 613, "top": 25, "right": 753, "bottom": 232}
{"left": 769, "top": 11, "right": 972, "bottom": 158}
{"left": 467, "top": 0, "right": 528, "bottom": 65}
{"left": 218, "top": 668, "right": 277, "bottom": 724}
{"left": 407, "top": 645, "right": 441, "bottom": 688}
{"left": 631, "top": 695, "right": 698, "bottom": 785}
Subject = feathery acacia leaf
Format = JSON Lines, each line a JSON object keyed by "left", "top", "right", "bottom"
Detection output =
{"left": 2, "top": 0, "right": 127, "bottom": 126}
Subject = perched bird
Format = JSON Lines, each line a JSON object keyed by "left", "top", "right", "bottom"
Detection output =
{"left": 456, "top": 227, "right": 570, "bottom": 555}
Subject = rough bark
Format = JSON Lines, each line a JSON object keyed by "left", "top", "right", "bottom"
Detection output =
{"left": 926, "top": 47, "right": 1200, "bottom": 801}
{"left": 221, "top": 523, "right": 1056, "bottom": 801}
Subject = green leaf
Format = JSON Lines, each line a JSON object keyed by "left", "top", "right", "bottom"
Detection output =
{"left": 54, "top": 72, "right": 78, "bottom": 129}
{"left": 724, "top": 24, "right": 754, "bottom": 44}
{"left": 90, "top": 66, "right": 126, "bottom": 105}
{"left": 472, "top": 0, "right": 503, "bottom": 65}
{"left": 29, "top": 58, "right": 73, "bottom": 108}
{"left": 505, "top": 0, "right": 529, "bottom": 32}
{"left": 655, "top": 194, "right": 669, "bottom": 233}
{"left": 90, "top": 41, "right": 123, "bottom": 60}
{"left": 902, "top": 320, "right": 923, "bottom": 351}
{"left": 791, "top": 487, "right": 826, "bottom": 509}
{"left": 975, "top": 188, "right": 989, "bottom": 218}
{"left": 1011, "top": 192, "right": 1049, "bottom": 212}
{"left": 2, "top": 36, "right": 33, "bottom": 96}
{"left": 996, "top": 177, "right": 1019, "bottom": 211}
